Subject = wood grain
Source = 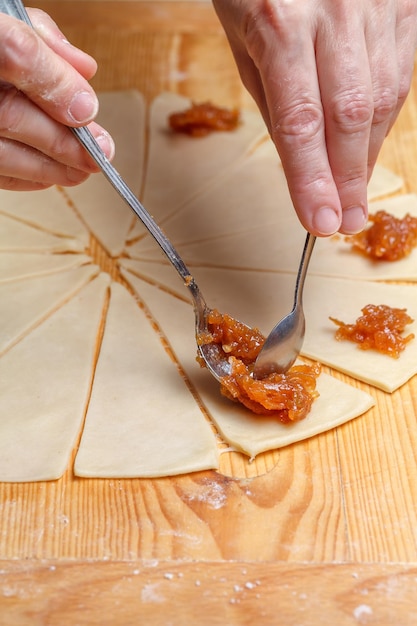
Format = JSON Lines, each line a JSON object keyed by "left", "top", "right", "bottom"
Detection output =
{"left": 1, "top": 560, "right": 417, "bottom": 626}
{"left": 1, "top": 1, "right": 417, "bottom": 623}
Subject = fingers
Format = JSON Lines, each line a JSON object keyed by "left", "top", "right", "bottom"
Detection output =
{"left": 0, "top": 14, "right": 99, "bottom": 127}
{"left": 0, "top": 12, "right": 116, "bottom": 189}
{"left": 0, "top": 84, "right": 114, "bottom": 171}
{"left": 315, "top": 3, "right": 373, "bottom": 235}
{"left": 243, "top": 2, "right": 344, "bottom": 236}
{"left": 214, "top": 0, "right": 417, "bottom": 237}
{"left": 0, "top": 137, "right": 90, "bottom": 190}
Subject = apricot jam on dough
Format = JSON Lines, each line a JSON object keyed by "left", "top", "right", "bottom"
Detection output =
{"left": 349, "top": 210, "right": 417, "bottom": 261}
{"left": 168, "top": 102, "right": 240, "bottom": 137}
{"left": 198, "top": 310, "right": 320, "bottom": 422}
{"left": 330, "top": 304, "right": 415, "bottom": 358}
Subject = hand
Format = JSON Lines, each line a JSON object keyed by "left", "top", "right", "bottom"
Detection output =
{"left": 213, "top": 0, "right": 417, "bottom": 236}
{"left": 0, "top": 9, "right": 114, "bottom": 191}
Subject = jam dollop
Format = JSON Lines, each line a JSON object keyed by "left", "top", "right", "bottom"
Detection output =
{"left": 198, "top": 310, "right": 320, "bottom": 422}
{"left": 169, "top": 102, "right": 240, "bottom": 137}
{"left": 349, "top": 210, "right": 417, "bottom": 261}
{"left": 330, "top": 303, "right": 414, "bottom": 358}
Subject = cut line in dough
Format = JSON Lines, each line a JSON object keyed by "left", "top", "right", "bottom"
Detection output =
{"left": 0, "top": 186, "right": 89, "bottom": 245}
{"left": 0, "top": 212, "right": 84, "bottom": 253}
{"left": 0, "top": 252, "right": 91, "bottom": 284}
{"left": 0, "top": 264, "right": 99, "bottom": 357}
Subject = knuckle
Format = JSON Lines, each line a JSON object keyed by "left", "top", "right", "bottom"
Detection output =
{"left": 243, "top": 0, "right": 302, "bottom": 61}
{"left": 0, "top": 24, "right": 42, "bottom": 84}
{"left": 272, "top": 99, "right": 323, "bottom": 145}
{"left": 331, "top": 89, "right": 373, "bottom": 132}
{"left": 372, "top": 87, "right": 398, "bottom": 123}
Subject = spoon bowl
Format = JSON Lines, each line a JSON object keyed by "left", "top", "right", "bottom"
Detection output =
{"left": 253, "top": 232, "right": 316, "bottom": 378}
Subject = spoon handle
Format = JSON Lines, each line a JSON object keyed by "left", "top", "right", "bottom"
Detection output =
{"left": 292, "top": 232, "right": 316, "bottom": 310}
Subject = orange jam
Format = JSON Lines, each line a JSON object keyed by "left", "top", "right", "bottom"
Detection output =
{"left": 198, "top": 310, "right": 320, "bottom": 422}
{"left": 330, "top": 304, "right": 414, "bottom": 358}
{"left": 168, "top": 102, "right": 240, "bottom": 137}
{"left": 349, "top": 210, "right": 417, "bottom": 261}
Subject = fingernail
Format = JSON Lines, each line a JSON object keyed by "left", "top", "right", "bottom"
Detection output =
{"left": 312, "top": 206, "right": 341, "bottom": 235}
{"left": 68, "top": 91, "right": 99, "bottom": 124}
{"left": 95, "top": 131, "right": 115, "bottom": 160}
{"left": 341, "top": 206, "right": 367, "bottom": 234}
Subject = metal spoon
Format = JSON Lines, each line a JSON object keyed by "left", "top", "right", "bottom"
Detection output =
{"left": 253, "top": 232, "right": 316, "bottom": 379}
{"left": 0, "top": 0, "right": 242, "bottom": 382}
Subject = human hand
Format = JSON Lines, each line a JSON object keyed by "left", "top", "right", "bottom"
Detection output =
{"left": 0, "top": 8, "right": 114, "bottom": 191}
{"left": 213, "top": 0, "right": 417, "bottom": 236}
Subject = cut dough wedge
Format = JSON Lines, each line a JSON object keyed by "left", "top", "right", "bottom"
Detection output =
{"left": 127, "top": 92, "right": 269, "bottom": 241}
{"left": 0, "top": 264, "right": 99, "bottom": 356}
{"left": 126, "top": 139, "right": 293, "bottom": 261}
{"left": 74, "top": 282, "right": 219, "bottom": 478}
{"left": 0, "top": 274, "right": 109, "bottom": 482}
{"left": 121, "top": 270, "right": 375, "bottom": 458}
{"left": 0, "top": 186, "right": 89, "bottom": 245}
{"left": 0, "top": 252, "right": 91, "bottom": 284}
{"left": 367, "top": 163, "right": 403, "bottom": 199}
{"left": 302, "top": 276, "right": 417, "bottom": 392}
{"left": 65, "top": 91, "right": 146, "bottom": 257}
{"left": 0, "top": 213, "right": 84, "bottom": 253}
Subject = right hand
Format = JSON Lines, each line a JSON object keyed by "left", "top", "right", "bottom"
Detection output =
{"left": 0, "top": 8, "right": 115, "bottom": 191}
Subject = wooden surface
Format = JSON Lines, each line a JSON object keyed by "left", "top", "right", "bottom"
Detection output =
{"left": 1, "top": 2, "right": 417, "bottom": 624}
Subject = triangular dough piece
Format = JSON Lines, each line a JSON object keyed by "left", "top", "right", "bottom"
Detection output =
{"left": 74, "top": 282, "right": 219, "bottom": 478}
{"left": 121, "top": 271, "right": 375, "bottom": 457}
{"left": 0, "top": 252, "right": 91, "bottom": 283}
{"left": 0, "top": 186, "right": 89, "bottom": 245}
{"left": 118, "top": 258, "right": 188, "bottom": 300}
{"left": 189, "top": 363, "right": 375, "bottom": 458}
{"left": 127, "top": 139, "right": 292, "bottom": 259}
{"left": 65, "top": 91, "right": 146, "bottom": 257}
{"left": 0, "top": 213, "right": 84, "bottom": 253}
{"left": 302, "top": 275, "right": 417, "bottom": 392}
{"left": 0, "top": 273, "right": 109, "bottom": 482}
{"left": 127, "top": 92, "right": 269, "bottom": 241}
{"left": 0, "top": 264, "right": 99, "bottom": 356}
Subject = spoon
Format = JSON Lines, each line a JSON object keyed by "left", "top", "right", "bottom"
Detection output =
{"left": 253, "top": 232, "right": 316, "bottom": 379}
{"left": 0, "top": 0, "right": 242, "bottom": 382}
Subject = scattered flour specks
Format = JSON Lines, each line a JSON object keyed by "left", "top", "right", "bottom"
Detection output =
{"left": 353, "top": 604, "right": 373, "bottom": 621}
{"left": 184, "top": 480, "right": 228, "bottom": 510}
{"left": 141, "top": 582, "right": 165, "bottom": 604}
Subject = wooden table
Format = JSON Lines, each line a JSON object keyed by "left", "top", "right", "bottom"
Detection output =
{"left": 1, "top": 2, "right": 417, "bottom": 624}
